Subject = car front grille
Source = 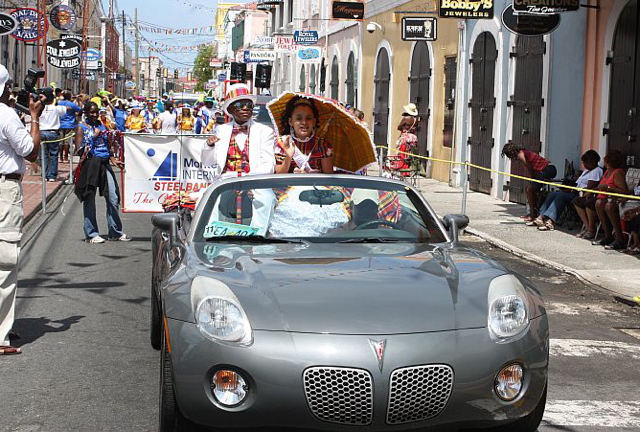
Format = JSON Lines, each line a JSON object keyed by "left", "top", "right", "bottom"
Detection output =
{"left": 303, "top": 367, "right": 373, "bottom": 425}
{"left": 386, "top": 364, "right": 454, "bottom": 424}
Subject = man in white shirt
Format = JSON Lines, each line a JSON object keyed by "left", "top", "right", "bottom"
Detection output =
{"left": 158, "top": 101, "right": 178, "bottom": 135}
{"left": 201, "top": 83, "right": 275, "bottom": 234}
{"left": 39, "top": 87, "right": 69, "bottom": 181}
{"left": 0, "top": 64, "right": 45, "bottom": 355}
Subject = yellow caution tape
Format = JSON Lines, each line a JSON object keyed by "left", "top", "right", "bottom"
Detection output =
{"left": 377, "top": 146, "right": 640, "bottom": 201}
{"left": 41, "top": 133, "right": 76, "bottom": 144}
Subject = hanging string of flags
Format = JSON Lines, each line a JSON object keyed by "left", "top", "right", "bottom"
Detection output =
{"left": 135, "top": 23, "right": 221, "bottom": 35}
{"left": 179, "top": 0, "right": 218, "bottom": 13}
{"left": 142, "top": 41, "right": 216, "bottom": 52}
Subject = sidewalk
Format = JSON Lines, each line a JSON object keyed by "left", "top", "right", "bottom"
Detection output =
{"left": 22, "top": 162, "right": 72, "bottom": 224}
{"left": 415, "top": 178, "right": 640, "bottom": 302}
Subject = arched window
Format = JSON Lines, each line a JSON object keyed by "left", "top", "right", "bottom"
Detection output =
{"left": 310, "top": 64, "right": 317, "bottom": 94}
{"left": 299, "top": 65, "right": 306, "bottom": 92}
{"left": 346, "top": 52, "right": 356, "bottom": 107}
{"left": 330, "top": 55, "right": 339, "bottom": 100}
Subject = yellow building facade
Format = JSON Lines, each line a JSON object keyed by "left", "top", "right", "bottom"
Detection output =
{"left": 359, "top": 1, "right": 460, "bottom": 183}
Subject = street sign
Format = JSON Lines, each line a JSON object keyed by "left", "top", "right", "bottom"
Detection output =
{"left": 438, "top": 0, "right": 494, "bottom": 19}
{"left": 125, "top": 81, "right": 136, "bottom": 90}
{"left": 218, "top": 73, "right": 227, "bottom": 82}
{"left": 244, "top": 50, "right": 276, "bottom": 63}
{"left": 254, "top": 36, "right": 274, "bottom": 47}
{"left": 209, "top": 58, "right": 224, "bottom": 68}
{"left": 72, "top": 69, "right": 97, "bottom": 81}
{"left": 49, "top": 5, "right": 77, "bottom": 31}
{"left": 10, "top": 8, "right": 48, "bottom": 41}
{"left": 61, "top": 33, "right": 83, "bottom": 43}
{"left": 297, "top": 47, "right": 322, "bottom": 64}
{"left": 275, "top": 35, "right": 297, "bottom": 53}
{"left": 294, "top": 30, "right": 318, "bottom": 46}
{"left": 402, "top": 17, "right": 437, "bottom": 41}
{"left": 46, "top": 38, "right": 81, "bottom": 69}
{"left": 502, "top": 5, "right": 560, "bottom": 36}
{"left": 513, "top": 0, "right": 579, "bottom": 14}
{"left": 0, "top": 13, "right": 18, "bottom": 36}
{"left": 332, "top": 1, "right": 365, "bottom": 20}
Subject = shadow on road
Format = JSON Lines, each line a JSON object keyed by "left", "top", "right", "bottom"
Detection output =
{"left": 13, "top": 315, "right": 85, "bottom": 347}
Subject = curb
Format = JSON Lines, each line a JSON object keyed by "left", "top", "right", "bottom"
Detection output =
{"left": 463, "top": 226, "right": 636, "bottom": 304}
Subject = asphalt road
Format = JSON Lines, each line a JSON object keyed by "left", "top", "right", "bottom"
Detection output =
{"left": 1, "top": 184, "right": 639, "bottom": 431}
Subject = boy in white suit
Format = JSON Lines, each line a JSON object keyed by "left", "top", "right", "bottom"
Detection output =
{"left": 201, "top": 84, "right": 276, "bottom": 234}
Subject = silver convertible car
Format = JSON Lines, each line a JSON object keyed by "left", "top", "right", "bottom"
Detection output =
{"left": 150, "top": 174, "right": 548, "bottom": 432}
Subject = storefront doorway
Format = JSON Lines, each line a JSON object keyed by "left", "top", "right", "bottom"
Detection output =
{"left": 469, "top": 32, "right": 497, "bottom": 194}
{"left": 409, "top": 41, "right": 431, "bottom": 170}
{"left": 608, "top": 0, "right": 640, "bottom": 168}
{"left": 508, "top": 36, "right": 545, "bottom": 205}
{"left": 374, "top": 48, "right": 391, "bottom": 149}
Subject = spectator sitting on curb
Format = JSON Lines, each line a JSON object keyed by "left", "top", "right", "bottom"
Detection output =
{"left": 501, "top": 143, "right": 557, "bottom": 222}
{"left": 529, "top": 150, "right": 603, "bottom": 231}
{"left": 592, "top": 149, "right": 628, "bottom": 250}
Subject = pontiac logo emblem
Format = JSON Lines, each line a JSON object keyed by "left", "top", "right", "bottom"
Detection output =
{"left": 368, "top": 339, "right": 387, "bottom": 372}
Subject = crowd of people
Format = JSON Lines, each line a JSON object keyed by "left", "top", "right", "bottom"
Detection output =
{"left": 502, "top": 144, "right": 640, "bottom": 255}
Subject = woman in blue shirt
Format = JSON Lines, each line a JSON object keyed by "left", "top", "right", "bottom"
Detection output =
{"left": 112, "top": 99, "right": 128, "bottom": 132}
{"left": 74, "top": 101, "right": 130, "bottom": 243}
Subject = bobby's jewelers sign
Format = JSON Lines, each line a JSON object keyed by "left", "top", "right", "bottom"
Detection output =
{"left": 439, "top": 0, "right": 494, "bottom": 19}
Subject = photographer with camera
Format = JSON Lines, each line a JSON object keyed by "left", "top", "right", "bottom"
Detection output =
{"left": 0, "top": 64, "right": 45, "bottom": 355}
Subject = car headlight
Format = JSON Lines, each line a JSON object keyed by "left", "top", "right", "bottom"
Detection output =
{"left": 191, "top": 276, "right": 252, "bottom": 345}
{"left": 487, "top": 274, "right": 529, "bottom": 341}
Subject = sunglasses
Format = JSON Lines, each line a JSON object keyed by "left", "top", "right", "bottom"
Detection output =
{"left": 231, "top": 100, "right": 254, "bottom": 110}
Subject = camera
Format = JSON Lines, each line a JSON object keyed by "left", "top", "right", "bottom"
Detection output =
{"left": 366, "top": 22, "right": 382, "bottom": 34}
{"left": 15, "top": 68, "right": 45, "bottom": 114}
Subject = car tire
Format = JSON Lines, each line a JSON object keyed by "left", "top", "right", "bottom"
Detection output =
{"left": 150, "top": 276, "right": 161, "bottom": 351}
{"left": 486, "top": 383, "right": 547, "bottom": 432}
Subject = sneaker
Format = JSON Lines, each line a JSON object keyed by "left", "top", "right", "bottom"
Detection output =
{"left": 86, "top": 236, "right": 106, "bottom": 244}
{"left": 110, "top": 234, "right": 131, "bottom": 242}
{"left": 46, "top": 179, "right": 56, "bottom": 182}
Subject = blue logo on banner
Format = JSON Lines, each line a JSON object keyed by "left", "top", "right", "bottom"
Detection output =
{"left": 150, "top": 150, "right": 178, "bottom": 181}
{"left": 294, "top": 30, "right": 318, "bottom": 46}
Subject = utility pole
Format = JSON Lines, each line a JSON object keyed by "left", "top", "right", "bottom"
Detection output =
{"left": 135, "top": 8, "right": 139, "bottom": 96}
{"left": 122, "top": 11, "right": 126, "bottom": 97}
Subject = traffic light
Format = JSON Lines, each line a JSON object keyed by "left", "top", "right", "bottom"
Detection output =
{"left": 255, "top": 64, "right": 272, "bottom": 88}
{"left": 156, "top": 68, "right": 161, "bottom": 78}
{"left": 174, "top": 69, "right": 178, "bottom": 79}
{"left": 230, "top": 62, "right": 247, "bottom": 83}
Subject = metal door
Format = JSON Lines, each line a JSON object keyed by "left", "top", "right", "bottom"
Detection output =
{"left": 374, "top": 48, "right": 391, "bottom": 149}
{"left": 330, "top": 56, "right": 339, "bottom": 100}
{"left": 409, "top": 42, "right": 432, "bottom": 170}
{"left": 468, "top": 32, "right": 497, "bottom": 194}
{"left": 508, "top": 36, "right": 545, "bottom": 204}
{"left": 346, "top": 52, "right": 356, "bottom": 107}
{"left": 608, "top": 0, "right": 640, "bottom": 168}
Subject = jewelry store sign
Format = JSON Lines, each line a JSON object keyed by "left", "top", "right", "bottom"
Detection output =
{"left": 439, "top": 0, "right": 494, "bottom": 19}
{"left": 512, "top": 0, "right": 579, "bottom": 14}
{"left": 47, "top": 38, "right": 81, "bottom": 68}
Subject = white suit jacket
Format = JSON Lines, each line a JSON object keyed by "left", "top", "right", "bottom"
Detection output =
{"left": 201, "top": 120, "right": 275, "bottom": 178}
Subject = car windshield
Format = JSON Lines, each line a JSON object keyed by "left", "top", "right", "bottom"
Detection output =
{"left": 193, "top": 177, "right": 447, "bottom": 244}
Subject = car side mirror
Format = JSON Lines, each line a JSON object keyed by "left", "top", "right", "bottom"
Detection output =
{"left": 152, "top": 213, "right": 180, "bottom": 247}
{"left": 442, "top": 214, "right": 469, "bottom": 243}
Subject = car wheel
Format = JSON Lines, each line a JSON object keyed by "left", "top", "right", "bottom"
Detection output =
{"left": 150, "top": 276, "right": 161, "bottom": 350}
{"left": 487, "top": 384, "right": 547, "bottom": 432}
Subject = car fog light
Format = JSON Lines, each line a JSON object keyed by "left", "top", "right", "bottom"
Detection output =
{"left": 211, "top": 369, "right": 248, "bottom": 407}
{"left": 494, "top": 364, "right": 523, "bottom": 401}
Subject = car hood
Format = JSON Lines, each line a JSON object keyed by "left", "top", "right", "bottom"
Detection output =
{"left": 168, "top": 242, "right": 510, "bottom": 335}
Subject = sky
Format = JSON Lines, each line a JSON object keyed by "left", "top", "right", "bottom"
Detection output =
{"left": 105, "top": 0, "right": 250, "bottom": 72}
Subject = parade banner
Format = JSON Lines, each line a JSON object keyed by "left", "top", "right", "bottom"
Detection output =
{"left": 10, "top": 8, "right": 48, "bottom": 42}
{"left": 123, "top": 134, "right": 213, "bottom": 213}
